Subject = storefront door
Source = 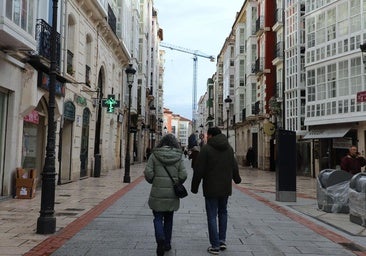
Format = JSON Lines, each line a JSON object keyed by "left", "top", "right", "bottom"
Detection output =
{"left": 80, "top": 108, "right": 90, "bottom": 177}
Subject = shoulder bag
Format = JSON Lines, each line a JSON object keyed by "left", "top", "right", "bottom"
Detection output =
{"left": 162, "top": 165, "right": 188, "bottom": 198}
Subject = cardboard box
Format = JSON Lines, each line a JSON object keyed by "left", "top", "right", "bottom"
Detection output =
{"left": 15, "top": 168, "right": 36, "bottom": 199}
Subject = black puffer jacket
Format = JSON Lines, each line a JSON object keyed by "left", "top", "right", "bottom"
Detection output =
{"left": 191, "top": 134, "right": 241, "bottom": 197}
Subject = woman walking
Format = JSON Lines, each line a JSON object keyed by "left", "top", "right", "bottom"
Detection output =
{"left": 144, "top": 134, "right": 187, "bottom": 256}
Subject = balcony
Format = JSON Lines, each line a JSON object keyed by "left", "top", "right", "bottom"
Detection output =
{"left": 255, "top": 16, "right": 264, "bottom": 35}
{"left": 29, "top": 19, "right": 61, "bottom": 72}
{"left": 273, "top": 8, "right": 283, "bottom": 32}
{"left": 252, "top": 57, "right": 264, "bottom": 74}
{"left": 272, "top": 42, "right": 283, "bottom": 65}
{"left": 276, "top": 82, "right": 283, "bottom": 102}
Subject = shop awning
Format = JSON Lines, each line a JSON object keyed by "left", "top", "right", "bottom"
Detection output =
{"left": 303, "top": 127, "right": 350, "bottom": 139}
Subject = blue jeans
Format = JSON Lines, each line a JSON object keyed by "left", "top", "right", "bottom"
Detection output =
{"left": 205, "top": 197, "right": 228, "bottom": 248}
{"left": 153, "top": 211, "right": 174, "bottom": 247}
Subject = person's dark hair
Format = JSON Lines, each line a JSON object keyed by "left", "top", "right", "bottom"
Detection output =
{"left": 157, "top": 133, "right": 181, "bottom": 149}
{"left": 207, "top": 127, "right": 222, "bottom": 137}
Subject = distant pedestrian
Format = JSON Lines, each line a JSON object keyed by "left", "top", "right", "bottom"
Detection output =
{"left": 246, "top": 147, "right": 255, "bottom": 167}
{"left": 145, "top": 147, "right": 151, "bottom": 160}
{"left": 188, "top": 133, "right": 197, "bottom": 150}
{"left": 188, "top": 145, "right": 200, "bottom": 169}
{"left": 340, "top": 145, "right": 366, "bottom": 175}
{"left": 144, "top": 134, "right": 187, "bottom": 256}
{"left": 184, "top": 148, "right": 188, "bottom": 158}
{"left": 191, "top": 127, "right": 241, "bottom": 255}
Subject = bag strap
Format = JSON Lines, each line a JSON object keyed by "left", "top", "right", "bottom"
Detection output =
{"left": 162, "top": 165, "right": 176, "bottom": 185}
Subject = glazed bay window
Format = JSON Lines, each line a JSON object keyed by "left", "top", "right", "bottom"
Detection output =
{"left": 6, "top": 0, "right": 35, "bottom": 34}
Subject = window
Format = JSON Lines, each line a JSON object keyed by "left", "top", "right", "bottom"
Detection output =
{"left": 317, "top": 67, "right": 326, "bottom": 100}
{"left": 5, "top": 0, "right": 35, "bottom": 34}
{"left": 307, "top": 70, "right": 315, "bottom": 102}
{"left": 326, "top": 8, "right": 336, "bottom": 41}
{"left": 338, "top": 60, "right": 348, "bottom": 96}
{"left": 327, "top": 64, "right": 337, "bottom": 98}
{"left": 350, "top": 57, "right": 362, "bottom": 94}
{"left": 307, "top": 17, "right": 315, "bottom": 48}
{"left": 316, "top": 13, "right": 326, "bottom": 44}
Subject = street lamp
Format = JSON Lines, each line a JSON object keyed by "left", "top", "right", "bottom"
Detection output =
{"left": 37, "top": 0, "right": 58, "bottom": 234}
{"left": 224, "top": 95, "right": 232, "bottom": 138}
{"left": 123, "top": 64, "right": 136, "bottom": 183}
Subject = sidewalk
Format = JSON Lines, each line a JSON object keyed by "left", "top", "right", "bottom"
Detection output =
{"left": 0, "top": 160, "right": 365, "bottom": 255}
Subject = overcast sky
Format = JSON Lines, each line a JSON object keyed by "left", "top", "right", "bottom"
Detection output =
{"left": 154, "top": 1, "right": 243, "bottom": 120}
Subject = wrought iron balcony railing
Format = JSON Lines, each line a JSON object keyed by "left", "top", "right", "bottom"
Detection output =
{"left": 252, "top": 57, "right": 264, "bottom": 74}
{"left": 35, "top": 19, "right": 61, "bottom": 70}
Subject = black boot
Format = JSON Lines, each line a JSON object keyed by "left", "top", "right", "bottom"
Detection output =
{"left": 156, "top": 240, "right": 165, "bottom": 256}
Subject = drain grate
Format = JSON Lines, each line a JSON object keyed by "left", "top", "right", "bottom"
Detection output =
{"left": 339, "top": 242, "right": 366, "bottom": 252}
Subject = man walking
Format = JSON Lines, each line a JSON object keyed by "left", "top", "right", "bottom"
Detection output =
{"left": 191, "top": 127, "right": 241, "bottom": 255}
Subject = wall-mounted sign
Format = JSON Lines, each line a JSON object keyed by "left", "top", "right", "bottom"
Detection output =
{"left": 24, "top": 110, "right": 39, "bottom": 124}
{"left": 75, "top": 95, "right": 87, "bottom": 106}
{"left": 64, "top": 101, "right": 75, "bottom": 121}
{"left": 38, "top": 71, "right": 65, "bottom": 97}
{"left": 357, "top": 91, "right": 366, "bottom": 103}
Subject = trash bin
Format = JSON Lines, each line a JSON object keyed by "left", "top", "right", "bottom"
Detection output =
{"left": 316, "top": 169, "right": 352, "bottom": 213}
{"left": 349, "top": 173, "right": 366, "bottom": 226}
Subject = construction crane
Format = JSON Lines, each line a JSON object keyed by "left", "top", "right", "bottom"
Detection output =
{"left": 160, "top": 42, "right": 215, "bottom": 128}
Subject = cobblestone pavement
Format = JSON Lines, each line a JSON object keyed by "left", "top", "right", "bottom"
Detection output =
{"left": 1, "top": 159, "right": 366, "bottom": 255}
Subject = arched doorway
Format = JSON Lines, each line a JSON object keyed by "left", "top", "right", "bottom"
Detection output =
{"left": 80, "top": 108, "right": 90, "bottom": 177}
{"left": 94, "top": 69, "right": 104, "bottom": 176}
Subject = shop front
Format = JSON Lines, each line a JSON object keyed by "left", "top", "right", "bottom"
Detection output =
{"left": 303, "top": 126, "right": 356, "bottom": 177}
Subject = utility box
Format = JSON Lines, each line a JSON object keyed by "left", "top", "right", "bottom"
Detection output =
{"left": 276, "top": 129, "right": 297, "bottom": 202}
{"left": 15, "top": 168, "right": 37, "bottom": 199}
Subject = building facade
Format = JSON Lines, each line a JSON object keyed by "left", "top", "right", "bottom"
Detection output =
{"left": 0, "top": 0, "right": 161, "bottom": 197}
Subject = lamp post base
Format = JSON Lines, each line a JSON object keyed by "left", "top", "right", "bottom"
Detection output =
{"left": 123, "top": 154, "right": 131, "bottom": 183}
{"left": 123, "top": 176, "right": 131, "bottom": 183}
{"left": 36, "top": 216, "right": 56, "bottom": 234}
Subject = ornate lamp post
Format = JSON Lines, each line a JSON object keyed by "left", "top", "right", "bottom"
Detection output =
{"left": 123, "top": 64, "right": 136, "bottom": 183}
{"left": 224, "top": 95, "right": 232, "bottom": 138}
{"left": 37, "top": 0, "right": 58, "bottom": 234}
